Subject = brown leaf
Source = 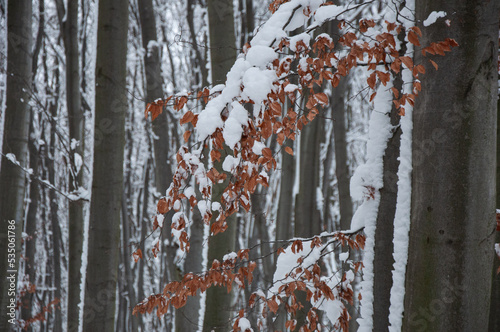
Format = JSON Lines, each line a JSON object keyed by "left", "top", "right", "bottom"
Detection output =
{"left": 180, "top": 111, "right": 195, "bottom": 125}
{"left": 429, "top": 59, "right": 438, "bottom": 70}
{"left": 408, "top": 30, "right": 420, "bottom": 46}
{"left": 183, "top": 130, "right": 191, "bottom": 142}
{"left": 157, "top": 198, "right": 168, "bottom": 214}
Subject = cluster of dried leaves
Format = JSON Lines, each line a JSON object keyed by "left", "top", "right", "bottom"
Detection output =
{"left": 136, "top": 1, "right": 458, "bottom": 329}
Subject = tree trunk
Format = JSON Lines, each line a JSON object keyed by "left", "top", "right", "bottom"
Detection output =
{"left": 371, "top": 33, "right": 405, "bottom": 331}
{"left": 489, "top": 92, "right": 500, "bottom": 331}
{"left": 294, "top": 106, "right": 322, "bottom": 330}
{"left": 403, "top": 1, "right": 498, "bottom": 330}
{"left": 331, "top": 75, "right": 352, "bottom": 232}
{"left": 0, "top": 0, "right": 32, "bottom": 330}
{"left": 82, "top": 0, "right": 128, "bottom": 330}
{"left": 203, "top": 0, "right": 237, "bottom": 330}
{"left": 48, "top": 90, "right": 63, "bottom": 331}
{"left": 58, "top": 0, "right": 86, "bottom": 328}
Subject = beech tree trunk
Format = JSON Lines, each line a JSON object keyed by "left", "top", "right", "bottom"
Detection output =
{"left": 371, "top": 34, "right": 405, "bottom": 331}
{"left": 403, "top": 1, "right": 498, "bottom": 330}
{"left": 57, "top": 0, "right": 86, "bottom": 328}
{"left": 294, "top": 103, "right": 323, "bottom": 330}
{"left": 0, "top": 0, "right": 32, "bottom": 330}
{"left": 203, "top": 0, "right": 237, "bottom": 330}
{"left": 489, "top": 94, "right": 500, "bottom": 331}
{"left": 83, "top": 0, "right": 128, "bottom": 330}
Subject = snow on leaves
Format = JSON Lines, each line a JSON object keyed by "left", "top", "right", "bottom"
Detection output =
{"left": 140, "top": 0, "right": 458, "bottom": 330}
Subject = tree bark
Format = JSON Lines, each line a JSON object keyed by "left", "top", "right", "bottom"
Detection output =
{"left": 294, "top": 105, "right": 322, "bottom": 330}
{"left": 489, "top": 91, "right": 500, "bottom": 331}
{"left": 0, "top": 0, "right": 32, "bottom": 330}
{"left": 403, "top": 1, "right": 498, "bottom": 330}
{"left": 371, "top": 33, "right": 405, "bottom": 331}
{"left": 82, "top": 0, "right": 128, "bottom": 330}
{"left": 203, "top": 0, "right": 237, "bottom": 330}
{"left": 56, "top": 0, "right": 86, "bottom": 328}
{"left": 331, "top": 76, "right": 352, "bottom": 232}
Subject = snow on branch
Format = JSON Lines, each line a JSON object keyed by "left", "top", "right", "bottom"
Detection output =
{"left": 139, "top": 0, "right": 458, "bottom": 329}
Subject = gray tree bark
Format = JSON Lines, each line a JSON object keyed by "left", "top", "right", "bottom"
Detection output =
{"left": 0, "top": 0, "right": 32, "bottom": 330}
{"left": 82, "top": 0, "right": 128, "bottom": 330}
{"left": 54, "top": 0, "right": 86, "bottom": 328}
{"left": 489, "top": 93, "right": 500, "bottom": 331}
{"left": 294, "top": 104, "right": 323, "bottom": 330}
{"left": 203, "top": 0, "right": 238, "bottom": 330}
{"left": 371, "top": 31, "right": 405, "bottom": 331}
{"left": 331, "top": 76, "right": 352, "bottom": 232}
{"left": 403, "top": 1, "right": 498, "bottom": 330}
{"left": 48, "top": 98, "right": 63, "bottom": 331}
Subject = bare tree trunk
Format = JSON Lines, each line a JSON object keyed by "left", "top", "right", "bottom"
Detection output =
{"left": 489, "top": 94, "right": 500, "bottom": 331}
{"left": 403, "top": 0, "right": 498, "bottom": 330}
{"left": 293, "top": 111, "right": 322, "bottom": 330}
{"left": 203, "top": 0, "right": 237, "bottom": 330}
{"left": 53, "top": 0, "right": 86, "bottom": 328}
{"left": 47, "top": 77, "right": 63, "bottom": 330}
{"left": 83, "top": 0, "right": 128, "bottom": 330}
{"left": 331, "top": 77, "right": 352, "bottom": 232}
{"left": 371, "top": 33, "right": 405, "bottom": 331}
{"left": 0, "top": 0, "right": 32, "bottom": 329}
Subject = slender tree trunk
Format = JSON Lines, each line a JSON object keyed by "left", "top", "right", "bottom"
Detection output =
{"left": 403, "top": 1, "right": 498, "bottom": 330}
{"left": 203, "top": 0, "right": 237, "bottom": 330}
{"left": 47, "top": 85, "right": 63, "bottom": 331}
{"left": 83, "top": 0, "right": 128, "bottom": 330}
{"left": 57, "top": 0, "right": 86, "bottom": 328}
{"left": 21, "top": 114, "right": 40, "bottom": 328}
{"left": 187, "top": 0, "right": 208, "bottom": 88}
{"left": 371, "top": 33, "right": 405, "bottom": 331}
{"left": 293, "top": 110, "right": 322, "bottom": 330}
{"left": 0, "top": 0, "right": 32, "bottom": 330}
{"left": 331, "top": 76, "right": 352, "bottom": 232}
{"left": 489, "top": 91, "right": 500, "bottom": 331}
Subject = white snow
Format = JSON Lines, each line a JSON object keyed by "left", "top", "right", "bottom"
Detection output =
{"left": 423, "top": 11, "right": 446, "bottom": 27}
{"left": 222, "top": 155, "right": 240, "bottom": 172}
{"left": 289, "top": 33, "right": 311, "bottom": 52}
{"left": 252, "top": 141, "right": 266, "bottom": 155}
{"left": 246, "top": 45, "right": 277, "bottom": 68}
{"left": 241, "top": 67, "right": 276, "bottom": 110}
{"left": 223, "top": 102, "right": 249, "bottom": 149}
{"left": 157, "top": 214, "right": 165, "bottom": 228}
{"left": 237, "top": 317, "right": 253, "bottom": 331}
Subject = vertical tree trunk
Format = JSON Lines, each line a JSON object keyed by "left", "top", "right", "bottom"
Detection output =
{"left": 21, "top": 114, "right": 40, "bottom": 328}
{"left": 293, "top": 110, "right": 322, "bottom": 330}
{"left": 489, "top": 93, "right": 500, "bottom": 331}
{"left": 371, "top": 35, "right": 405, "bottom": 331}
{"left": 58, "top": 0, "right": 86, "bottom": 328}
{"left": 48, "top": 90, "right": 63, "bottom": 331}
{"left": 203, "top": 0, "right": 237, "bottom": 330}
{"left": 0, "top": 0, "right": 32, "bottom": 330}
{"left": 83, "top": 0, "right": 128, "bottom": 330}
{"left": 331, "top": 76, "right": 352, "bottom": 232}
{"left": 403, "top": 1, "right": 498, "bottom": 330}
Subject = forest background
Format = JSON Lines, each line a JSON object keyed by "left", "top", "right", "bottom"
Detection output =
{"left": 0, "top": 0, "right": 498, "bottom": 331}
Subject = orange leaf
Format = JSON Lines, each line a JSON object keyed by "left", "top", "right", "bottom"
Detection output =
{"left": 180, "top": 111, "right": 195, "bottom": 125}
{"left": 285, "top": 146, "right": 294, "bottom": 155}
{"left": 133, "top": 249, "right": 143, "bottom": 263}
{"left": 262, "top": 147, "right": 272, "bottom": 159}
{"left": 429, "top": 59, "right": 438, "bottom": 70}
{"left": 400, "top": 56, "right": 413, "bottom": 69}
{"left": 157, "top": 198, "right": 168, "bottom": 214}
{"left": 408, "top": 31, "right": 420, "bottom": 46}
{"left": 315, "top": 92, "right": 329, "bottom": 105}
{"left": 367, "top": 71, "right": 377, "bottom": 89}
{"left": 183, "top": 130, "right": 191, "bottom": 142}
